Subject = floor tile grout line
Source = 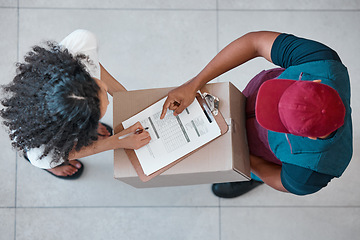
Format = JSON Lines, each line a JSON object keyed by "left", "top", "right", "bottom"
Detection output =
{"left": 9, "top": 206, "right": 221, "bottom": 209}
{"left": 1, "top": 6, "right": 359, "bottom": 12}
{"left": 5, "top": 205, "right": 360, "bottom": 209}
{"left": 214, "top": 205, "right": 360, "bottom": 208}
{"left": 218, "top": 9, "right": 360, "bottom": 12}
{"left": 14, "top": 2, "right": 19, "bottom": 240}
{"left": 13, "top": 7, "right": 217, "bottom": 11}
{"left": 215, "top": 3, "right": 222, "bottom": 240}
{"left": 216, "top": 1, "right": 220, "bottom": 54}
{"left": 0, "top": 6, "right": 17, "bottom": 9}
{"left": 215, "top": 0, "right": 220, "bottom": 84}
{"left": 219, "top": 206, "right": 222, "bottom": 240}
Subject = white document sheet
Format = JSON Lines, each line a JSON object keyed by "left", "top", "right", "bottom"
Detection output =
{"left": 122, "top": 97, "right": 221, "bottom": 176}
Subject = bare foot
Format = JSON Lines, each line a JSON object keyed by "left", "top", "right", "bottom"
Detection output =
{"left": 46, "top": 160, "right": 82, "bottom": 177}
{"left": 97, "top": 122, "right": 111, "bottom": 140}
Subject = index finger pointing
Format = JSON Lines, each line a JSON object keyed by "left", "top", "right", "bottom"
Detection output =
{"left": 160, "top": 97, "right": 172, "bottom": 119}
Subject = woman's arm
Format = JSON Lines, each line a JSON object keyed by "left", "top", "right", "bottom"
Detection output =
{"left": 68, "top": 122, "right": 150, "bottom": 160}
{"left": 69, "top": 65, "right": 151, "bottom": 160}
{"left": 100, "top": 63, "right": 127, "bottom": 96}
{"left": 161, "top": 31, "right": 281, "bottom": 118}
{"left": 250, "top": 154, "right": 288, "bottom": 192}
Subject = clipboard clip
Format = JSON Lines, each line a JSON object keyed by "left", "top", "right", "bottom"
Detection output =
{"left": 197, "top": 90, "right": 220, "bottom": 116}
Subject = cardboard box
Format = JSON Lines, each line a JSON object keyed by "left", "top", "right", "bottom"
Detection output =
{"left": 113, "top": 82, "right": 250, "bottom": 188}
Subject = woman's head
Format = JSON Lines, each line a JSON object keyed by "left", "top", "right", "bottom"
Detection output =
{"left": 1, "top": 42, "right": 102, "bottom": 164}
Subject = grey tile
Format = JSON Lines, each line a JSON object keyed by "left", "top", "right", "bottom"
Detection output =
{"left": 221, "top": 207, "right": 360, "bottom": 240}
{"left": 0, "top": 8, "right": 18, "bottom": 85}
{"left": 16, "top": 149, "right": 218, "bottom": 207}
{"left": 19, "top": 0, "right": 216, "bottom": 9}
{"left": 97, "top": 10, "right": 217, "bottom": 90}
{"left": 0, "top": 208, "right": 15, "bottom": 240}
{"left": 0, "top": 129, "right": 16, "bottom": 207}
{"left": 0, "top": 0, "right": 17, "bottom": 7}
{"left": 0, "top": 8, "right": 16, "bottom": 208}
{"left": 0, "top": 8, "right": 18, "bottom": 208}
{"left": 16, "top": 207, "right": 219, "bottom": 240}
{"left": 217, "top": 11, "right": 360, "bottom": 206}
{"left": 218, "top": 0, "right": 360, "bottom": 10}
{"left": 19, "top": 9, "right": 217, "bottom": 91}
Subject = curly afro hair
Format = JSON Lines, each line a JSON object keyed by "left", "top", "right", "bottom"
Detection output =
{"left": 0, "top": 42, "right": 101, "bottom": 165}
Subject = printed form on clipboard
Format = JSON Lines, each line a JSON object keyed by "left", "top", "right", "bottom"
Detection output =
{"left": 122, "top": 96, "right": 221, "bottom": 176}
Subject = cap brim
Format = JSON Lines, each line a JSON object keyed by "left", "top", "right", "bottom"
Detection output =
{"left": 255, "top": 79, "right": 296, "bottom": 133}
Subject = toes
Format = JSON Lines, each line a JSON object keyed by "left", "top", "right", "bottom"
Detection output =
{"left": 98, "top": 123, "right": 111, "bottom": 136}
{"left": 68, "top": 160, "right": 82, "bottom": 169}
{"left": 47, "top": 164, "right": 78, "bottom": 176}
{"left": 64, "top": 166, "right": 78, "bottom": 176}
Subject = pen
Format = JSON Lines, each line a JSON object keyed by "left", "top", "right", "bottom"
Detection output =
{"left": 118, "top": 127, "right": 149, "bottom": 140}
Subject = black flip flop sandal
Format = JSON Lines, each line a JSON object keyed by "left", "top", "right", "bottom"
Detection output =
{"left": 24, "top": 152, "right": 84, "bottom": 180}
{"left": 98, "top": 122, "right": 113, "bottom": 136}
{"left": 23, "top": 122, "right": 112, "bottom": 180}
{"left": 46, "top": 160, "right": 84, "bottom": 180}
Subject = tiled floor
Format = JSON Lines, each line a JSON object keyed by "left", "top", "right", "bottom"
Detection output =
{"left": 0, "top": 1, "right": 359, "bottom": 239}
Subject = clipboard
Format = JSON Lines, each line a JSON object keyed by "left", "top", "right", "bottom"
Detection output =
{"left": 119, "top": 91, "right": 229, "bottom": 182}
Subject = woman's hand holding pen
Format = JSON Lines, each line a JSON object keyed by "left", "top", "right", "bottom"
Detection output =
{"left": 69, "top": 122, "right": 150, "bottom": 160}
{"left": 114, "top": 122, "right": 151, "bottom": 150}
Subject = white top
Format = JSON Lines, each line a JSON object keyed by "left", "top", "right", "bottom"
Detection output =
{"left": 27, "top": 29, "right": 101, "bottom": 169}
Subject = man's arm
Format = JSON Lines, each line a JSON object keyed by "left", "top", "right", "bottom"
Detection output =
{"left": 161, "top": 31, "right": 281, "bottom": 118}
{"left": 192, "top": 31, "right": 279, "bottom": 86}
{"left": 250, "top": 154, "right": 288, "bottom": 192}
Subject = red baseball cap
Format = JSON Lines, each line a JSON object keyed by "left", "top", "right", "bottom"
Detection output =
{"left": 255, "top": 79, "right": 346, "bottom": 137}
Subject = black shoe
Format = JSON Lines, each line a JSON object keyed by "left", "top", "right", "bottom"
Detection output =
{"left": 212, "top": 180, "right": 263, "bottom": 198}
